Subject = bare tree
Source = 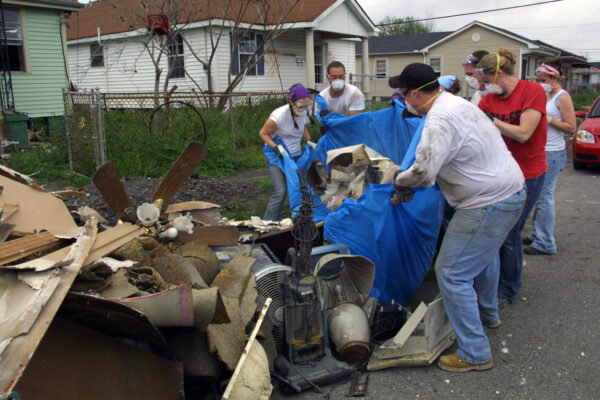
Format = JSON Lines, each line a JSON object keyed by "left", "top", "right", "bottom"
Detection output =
{"left": 111, "top": 0, "right": 300, "bottom": 108}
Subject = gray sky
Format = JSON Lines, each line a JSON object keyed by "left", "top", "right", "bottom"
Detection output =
{"left": 357, "top": 0, "right": 600, "bottom": 62}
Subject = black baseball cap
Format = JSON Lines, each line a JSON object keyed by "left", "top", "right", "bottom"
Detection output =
{"left": 388, "top": 63, "right": 440, "bottom": 91}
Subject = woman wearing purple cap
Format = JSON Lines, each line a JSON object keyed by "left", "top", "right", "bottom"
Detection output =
{"left": 259, "top": 83, "right": 315, "bottom": 221}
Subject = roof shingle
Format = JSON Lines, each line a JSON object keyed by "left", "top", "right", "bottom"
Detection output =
{"left": 67, "top": 0, "right": 337, "bottom": 40}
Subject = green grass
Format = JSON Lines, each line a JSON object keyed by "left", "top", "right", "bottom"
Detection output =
{"left": 10, "top": 134, "right": 91, "bottom": 187}
{"left": 572, "top": 90, "right": 598, "bottom": 111}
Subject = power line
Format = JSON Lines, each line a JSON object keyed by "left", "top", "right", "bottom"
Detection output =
{"left": 507, "top": 21, "right": 600, "bottom": 29}
{"left": 377, "top": 0, "right": 564, "bottom": 26}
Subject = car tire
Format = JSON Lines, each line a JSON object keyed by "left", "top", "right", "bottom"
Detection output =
{"left": 573, "top": 158, "right": 586, "bottom": 170}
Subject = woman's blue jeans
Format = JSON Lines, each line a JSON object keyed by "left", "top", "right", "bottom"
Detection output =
{"left": 435, "top": 189, "right": 525, "bottom": 363}
{"left": 263, "top": 159, "right": 288, "bottom": 221}
{"left": 498, "top": 173, "right": 546, "bottom": 301}
{"left": 527, "top": 150, "right": 566, "bottom": 254}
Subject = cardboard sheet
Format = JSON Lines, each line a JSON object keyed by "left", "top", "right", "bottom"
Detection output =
{"left": 0, "top": 176, "right": 77, "bottom": 236}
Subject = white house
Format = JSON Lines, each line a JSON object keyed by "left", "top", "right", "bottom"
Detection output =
{"left": 65, "top": 0, "right": 377, "bottom": 94}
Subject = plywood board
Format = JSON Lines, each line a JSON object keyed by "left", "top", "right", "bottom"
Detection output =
{"left": 0, "top": 176, "right": 76, "bottom": 235}
{"left": 0, "top": 231, "right": 60, "bottom": 265}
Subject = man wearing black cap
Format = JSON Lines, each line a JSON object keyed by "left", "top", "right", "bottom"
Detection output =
{"left": 389, "top": 63, "right": 526, "bottom": 372}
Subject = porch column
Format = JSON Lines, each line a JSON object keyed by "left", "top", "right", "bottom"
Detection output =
{"left": 305, "top": 29, "right": 315, "bottom": 89}
{"left": 361, "top": 37, "right": 370, "bottom": 94}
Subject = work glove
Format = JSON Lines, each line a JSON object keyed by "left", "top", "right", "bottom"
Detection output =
{"left": 319, "top": 125, "right": 329, "bottom": 135}
{"left": 307, "top": 140, "right": 317, "bottom": 150}
{"left": 391, "top": 170, "right": 415, "bottom": 205}
{"left": 485, "top": 112, "right": 495, "bottom": 122}
{"left": 273, "top": 144, "right": 288, "bottom": 159}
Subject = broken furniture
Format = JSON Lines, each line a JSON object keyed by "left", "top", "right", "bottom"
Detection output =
{"left": 368, "top": 297, "right": 455, "bottom": 370}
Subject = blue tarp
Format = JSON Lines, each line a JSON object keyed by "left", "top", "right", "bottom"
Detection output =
{"left": 264, "top": 98, "right": 444, "bottom": 304}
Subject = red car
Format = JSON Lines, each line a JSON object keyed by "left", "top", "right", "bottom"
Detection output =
{"left": 573, "top": 95, "right": 600, "bottom": 170}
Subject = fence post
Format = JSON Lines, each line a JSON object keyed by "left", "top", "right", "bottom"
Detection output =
{"left": 91, "top": 87, "right": 107, "bottom": 168}
{"left": 63, "top": 89, "right": 74, "bottom": 171}
{"left": 229, "top": 96, "right": 236, "bottom": 150}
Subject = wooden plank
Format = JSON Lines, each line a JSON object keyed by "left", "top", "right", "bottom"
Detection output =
{"left": 0, "top": 231, "right": 60, "bottom": 265}
{"left": 222, "top": 298, "right": 272, "bottom": 400}
{"left": 151, "top": 141, "right": 207, "bottom": 207}
{"left": 392, "top": 302, "right": 428, "bottom": 347}
{"left": 165, "top": 201, "right": 220, "bottom": 213}
{"left": 176, "top": 225, "right": 239, "bottom": 246}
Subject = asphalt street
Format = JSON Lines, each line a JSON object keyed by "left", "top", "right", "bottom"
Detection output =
{"left": 273, "top": 141, "right": 600, "bottom": 400}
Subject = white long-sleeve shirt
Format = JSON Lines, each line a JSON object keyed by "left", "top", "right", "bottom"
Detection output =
{"left": 395, "top": 92, "right": 524, "bottom": 209}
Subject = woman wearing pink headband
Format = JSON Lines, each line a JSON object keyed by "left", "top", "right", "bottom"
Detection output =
{"left": 523, "top": 64, "right": 576, "bottom": 255}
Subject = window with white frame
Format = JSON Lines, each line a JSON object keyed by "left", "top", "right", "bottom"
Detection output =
{"left": 2, "top": 8, "right": 26, "bottom": 72}
{"left": 314, "top": 45, "right": 324, "bottom": 84}
{"left": 375, "top": 59, "right": 387, "bottom": 78}
{"left": 428, "top": 56, "right": 441, "bottom": 77}
{"left": 168, "top": 34, "right": 185, "bottom": 78}
{"left": 232, "top": 32, "right": 264, "bottom": 76}
{"left": 90, "top": 43, "right": 104, "bottom": 68}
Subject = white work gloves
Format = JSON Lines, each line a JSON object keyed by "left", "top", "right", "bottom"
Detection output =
{"left": 307, "top": 140, "right": 317, "bottom": 150}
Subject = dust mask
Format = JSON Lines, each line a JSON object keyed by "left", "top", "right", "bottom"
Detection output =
{"left": 331, "top": 79, "right": 345, "bottom": 92}
{"left": 541, "top": 83, "right": 553, "bottom": 93}
{"left": 484, "top": 83, "right": 503, "bottom": 95}
{"left": 465, "top": 75, "right": 480, "bottom": 90}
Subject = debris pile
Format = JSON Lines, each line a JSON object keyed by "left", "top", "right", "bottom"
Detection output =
{"left": 0, "top": 139, "right": 456, "bottom": 399}
{"left": 307, "top": 144, "right": 399, "bottom": 211}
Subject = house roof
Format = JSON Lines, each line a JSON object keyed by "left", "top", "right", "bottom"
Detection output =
{"left": 66, "top": 0, "right": 343, "bottom": 40}
{"left": 355, "top": 31, "right": 453, "bottom": 55}
{"left": 357, "top": 20, "right": 585, "bottom": 63}
{"left": 5, "top": 0, "right": 83, "bottom": 11}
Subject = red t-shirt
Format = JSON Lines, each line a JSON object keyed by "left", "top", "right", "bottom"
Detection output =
{"left": 479, "top": 80, "right": 547, "bottom": 179}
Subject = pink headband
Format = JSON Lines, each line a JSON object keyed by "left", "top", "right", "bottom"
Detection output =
{"left": 536, "top": 63, "right": 560, "bottom": 77}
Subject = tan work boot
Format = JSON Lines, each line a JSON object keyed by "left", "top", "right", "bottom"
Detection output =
{"left": 438, "top": 353, "right": 493, "bottom": 372}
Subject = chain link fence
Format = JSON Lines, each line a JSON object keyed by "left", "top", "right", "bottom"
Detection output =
{"left": 64, "top": 89, "right": 291, "bottom": 176}
{"left": 63, "top": 87, "right": 397, "bottom": 176}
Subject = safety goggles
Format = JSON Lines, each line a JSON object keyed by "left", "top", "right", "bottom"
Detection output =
{"left": 462, "top": 54, "right": 479, "bottom": 67}
{"left": 476, "top": 54, "right": 500, "bottom": 79}
{"left": 294, "top": 102, "right": 312, "bottom": 112}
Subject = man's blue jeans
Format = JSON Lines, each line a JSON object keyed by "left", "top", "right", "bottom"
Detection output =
{"left": 263, "top": 159, "right": 288, "bottom": 221}
{"left": 436, "top": 189, "right": 525, "bottom": 364}
{"left": 498, "top": 173, "right": 545, "bottom": 301}
{"left": 527, "top": 150, "right": 566, "bottom": 254}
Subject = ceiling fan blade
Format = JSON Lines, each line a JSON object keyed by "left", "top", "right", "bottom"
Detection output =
{"left": 152, "top": 141, "right": 208, "bottom": 207}
{"left": 92, "top": 162, "right": 132, "bottom": 215}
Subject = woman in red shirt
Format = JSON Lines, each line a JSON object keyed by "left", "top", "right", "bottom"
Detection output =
{"left": 477, "top": 48, "right": 547, "bottom": 303}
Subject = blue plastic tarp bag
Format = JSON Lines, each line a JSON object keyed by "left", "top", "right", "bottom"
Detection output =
{"left": 275, "top": 97, "right": 444, "bottom": 304}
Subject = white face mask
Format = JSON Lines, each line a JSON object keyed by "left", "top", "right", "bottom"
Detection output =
{"left": 484, "top": 83, "right": 503, "bottom": 95}
{"left": 294, "top": 109, "right": 308, "bottom": 117}
{"left": 465, "top": 75, "right": 480, "bottom": 90}
{"left": 331, "top": 79, "right": 345, "bottom": 92}
{"left": 541, "top": 83, "right": 553, "bottom": 93}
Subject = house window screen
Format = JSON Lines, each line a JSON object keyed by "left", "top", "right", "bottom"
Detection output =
{"left": 239, "top": 32, "right": 258, "bottom": 76}
{"left": 375, "top": 59, "right": 387, "bottom": 78}
{"left": 168, "top": 34, "right": 185, "bottom": 78}
{"left": 428, "top": 57, "right": 441, "bottom": 77}
{"left": 90, "top": 43, "right": 104, "bottom": 68}
{"left": 2, "top": 8, "right": 26, "bottom": 71}
{"left": 314, "top": 45, "right": 324, "bottom": 84}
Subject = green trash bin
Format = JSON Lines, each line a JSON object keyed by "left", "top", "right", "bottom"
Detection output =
{"left": 4, "top": 114, "right": 29, "bottom": 148}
